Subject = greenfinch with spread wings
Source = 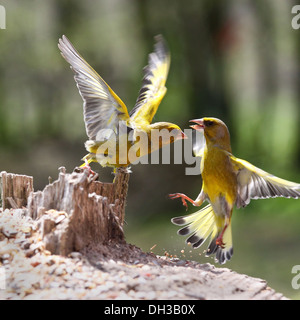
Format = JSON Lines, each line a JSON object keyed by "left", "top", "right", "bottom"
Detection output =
{"left": 170, "top": 117, "right": 300, "bottom": 264}
{"left": 58, "top": 35, "right": 185, "bottom": 171}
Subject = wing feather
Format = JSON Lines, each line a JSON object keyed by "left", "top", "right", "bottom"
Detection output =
{"left": 130, "top": 35, "right": 170, "bottom": 126}
{"left": 58, "top": 35, "right": 130, "bottom": 140}
{"left": 231, "top": 156, "right": 300, "bottom": 208}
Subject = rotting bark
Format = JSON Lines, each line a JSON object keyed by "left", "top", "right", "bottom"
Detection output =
{"left": 0, "top": 171, "right": 33, "bottom": 209}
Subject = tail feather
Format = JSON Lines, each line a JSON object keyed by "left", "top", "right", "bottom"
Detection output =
{"left": 171, "top": 204, "right": 233, "bottom": 264}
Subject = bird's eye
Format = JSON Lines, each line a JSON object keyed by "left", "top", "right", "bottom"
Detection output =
{"left": 204, "top": 120, "right": 214, "bottom": 127}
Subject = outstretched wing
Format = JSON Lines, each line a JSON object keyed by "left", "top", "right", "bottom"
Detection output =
{"left": 130, "top": 35, "right": 170, "bottom": 126}
{"left": 58, "top": 35, "right": 130, "bottom": 140}
{"left": 230, "top": 155, "right": 300, "bottom": 208}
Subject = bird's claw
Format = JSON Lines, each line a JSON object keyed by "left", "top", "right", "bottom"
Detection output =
{"left": 82, "top": 165, "right": 97, "bottom": 177}
{"left": 168, "top": 193, "right": 189, "bottom": 211}
{"left": 79, "top": 159, "right": 97, "bottom": 178}
{"left": 216, "top": 237, "right": 225, "bottom": 249}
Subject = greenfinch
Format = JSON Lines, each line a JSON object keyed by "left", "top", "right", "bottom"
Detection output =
{"left": 58, "top": 35, "right": 185, "bottom": 171}
{"left": 170, "top": 117, "right": 300, "bottom": 264}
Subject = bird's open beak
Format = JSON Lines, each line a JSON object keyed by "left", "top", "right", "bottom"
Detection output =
{"left": 189, "top": 119, "right": 204, "bottom": 131}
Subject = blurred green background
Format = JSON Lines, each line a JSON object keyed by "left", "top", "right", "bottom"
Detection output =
{"left": 1, "top": 0, "right": 300, "bottom": 299}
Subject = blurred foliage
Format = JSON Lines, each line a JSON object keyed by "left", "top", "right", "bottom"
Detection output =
{"left": 1, "top": 0, "right": 300, "bottom": 299}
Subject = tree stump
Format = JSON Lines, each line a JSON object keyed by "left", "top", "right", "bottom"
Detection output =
{"left": 0, "top": 171, "right": 33, "bottom": 210}
{"left": 23, "top": 167, "right": 130, "bottom": 256}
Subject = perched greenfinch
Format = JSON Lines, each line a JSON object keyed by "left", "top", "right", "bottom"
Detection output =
{"left": 58, "top": 35, "right": 185, "bottom": 171}
{"left": 170, "top": 117, "right": 300, "bottom": 264}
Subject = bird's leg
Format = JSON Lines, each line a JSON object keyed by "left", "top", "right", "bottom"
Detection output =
{"left": 168, "top": 193, "right": 198, "bottom": 210}
{"left": 169, "top": 190, "right": 204, "bottom": 210}
{"left": 81, "top": 158, "right": 97, "bottom": 177}
{"left": 216, "top": 224, "right": 228, "bottom": 249}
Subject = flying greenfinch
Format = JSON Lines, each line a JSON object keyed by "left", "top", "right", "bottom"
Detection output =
{"left": 58, "top": 35, "right": 185, "bottom": 172}
{"left": 170, "top": 117, "right": 300, "bottom": 264}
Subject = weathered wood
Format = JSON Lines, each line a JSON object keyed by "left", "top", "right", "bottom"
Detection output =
{"left": 26, "top": 167, "right": 130, "bottom": 255}
{"left": 0, "top": 171, "right": 33, "bottom": 209}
